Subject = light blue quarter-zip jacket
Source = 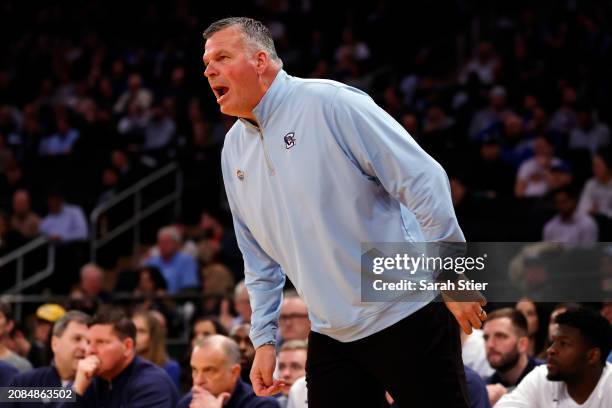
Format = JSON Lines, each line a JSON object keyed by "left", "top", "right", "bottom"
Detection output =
{"left": 221, "top": 70, "right": 465, "bottom": 348}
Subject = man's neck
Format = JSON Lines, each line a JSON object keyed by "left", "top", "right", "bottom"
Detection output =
{"left": 499, "top": 354, "right": 529, "bottom": 386}
{"left": 566, "top": 366, "right": 604, "bottom": 404}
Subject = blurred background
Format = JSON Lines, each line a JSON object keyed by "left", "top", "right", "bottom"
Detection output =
{"left": 0, "top": 0, "right": 611, "bottom": 393}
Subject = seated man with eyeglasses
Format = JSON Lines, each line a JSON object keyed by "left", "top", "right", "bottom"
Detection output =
{"left": 278, "top": 291, "right": 310, "bottom": 345}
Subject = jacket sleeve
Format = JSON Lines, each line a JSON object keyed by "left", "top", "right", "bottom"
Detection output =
{"left": 221, "top": 148, "right": 286, "bottom": 349}
{"left": 329, "top": 86, "right": 464, "bottom": 243}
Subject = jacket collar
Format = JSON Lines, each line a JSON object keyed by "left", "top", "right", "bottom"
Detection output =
{"left": 248, "top": 69, "right": 289, "bottom": 130}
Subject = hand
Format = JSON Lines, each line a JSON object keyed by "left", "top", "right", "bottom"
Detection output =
{"left": 486, "top": 383, "right": 507, "bottom": 406}
{"left": 73, "top": 355, "right": 100, "bottom": 396}
{"left": 189, "top": 386, "right": 230, "bottom": 408}
{"left": 250, "top": 344, "right": 285, "bottom": 396}
{"left": 442, "top": 289, "right": 487, "bottom": 335}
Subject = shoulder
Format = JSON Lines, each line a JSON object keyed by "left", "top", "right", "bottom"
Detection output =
{"left": 130, "top": 358, "right": 176, "bottom": 390}
{"left": 11, "top": 365, "right": 56, "bottom": 386}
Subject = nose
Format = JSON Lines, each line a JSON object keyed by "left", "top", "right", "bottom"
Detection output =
{"left": 193, "top": 373, "right": 206, "bottom": 387}
{"left": 204, "top": 61, "right": 216, "bottom": 78}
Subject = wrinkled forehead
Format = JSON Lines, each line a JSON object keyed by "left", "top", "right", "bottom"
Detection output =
{"left": 204, "top": 27, "right": 248, "bottom": 57}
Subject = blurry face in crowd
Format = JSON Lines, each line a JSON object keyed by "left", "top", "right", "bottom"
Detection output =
{"left": 278, "top": 349, "right": 307, "bottom": 395}
{"left": 86, "top": 324, "right": 133, "bottom": 381}
{"left": 547, "top": 324, "right": 595, "bottom": 381}
{"left": 483, "top": 317, "right": 527, "bottom": 372}
{"left": 554, "top": 191, "right": 576, "bottom": 218}
{"left": 51, "top": 321, "right": 88, "bottom": 379}
{"left": 138, "top": 270, "right": 156, "bottom": 294}
{"left": 12, "top": 190, "right": 31, "bottom": 215}
{"left": 230, "top": 326, "right": 255, "bottom": 371}
{"left": 132, "top": 315, "right": 150, "bottom": 355}
{"left": 234, "top": 288, "right": 252, "bottom": 322}
{"left": 81, "top": 266, "right": 103, "bottom": 297}
{"left": 191, "top": 320, "right": 217, "bottom": 348}
{"left": 191, "top": 345, "right": 240, "bottom": 397}
{"left": 203, "top": 26, "right": 266, "bottom": 120}
{"left": 516, "top": 300, "right": 538, "bottom": 336}
{"left": 279, "top": 298, "right": 310, "bottom": 341}
{"left": 592, "top": 155, "right": 611, "bottom": 182}
{"left": 157, "top": 231, "right": 179, "bottom": 259}
{"left": 47, "top": 196, "right": 63, "bottom": 214}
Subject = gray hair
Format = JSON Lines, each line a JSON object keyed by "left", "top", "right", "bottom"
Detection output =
{"left": 234, "top": 280, "right": 248, "bottom": 299}
{"left": 52, "top": 311, "right": 91, "bottom": 338}
{"left": 158, "top": 225, "right": 182, "bottom": 244}
{"left": 194, "top": 334, "right": 241, "bottom": 365}
{"left": 203, "top": 17, "right": 283, "bottom": 68}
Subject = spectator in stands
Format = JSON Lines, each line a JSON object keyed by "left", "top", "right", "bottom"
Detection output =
{"left": 27, "top": 303, "right": 66, "bottom": 367}
{"left": 459, "top": 41, "right": 500, "bottom": 86}
{"left": 38, "top": 115, "right": 80, "bottom": 157}
{"left": 68, "top": 308, "right": 178, "bottom": 407}
{"left": 483, "top": 308, "right": 542, "bottom": 405}
{"left": 230, "top": 323, "right": 255, "bottom": 385}
{"left": 199, "top": 263, "right": 235, "bottom": 325}
{"left": 0, "top": 301, "right": 33, "bottom": 373}
{"left": 515, "top": 298, "right": 547, "bottom": 357}
{"left": 549, "top": 85, "right": 578, "bottom": 136}
{"left": 515, "top": 135, "right": 565, "bottom": 198}
{"left": 177, "top": 335, "right": 279, "bottom": 408}
{"left": 278, "top": 292, "right": 310, "bottom": 344}
{"left": 469, "top": 86, "right": 512, "bottom": 140}
{"left": 0, "top": 160, "right": 32, "bottom": 213}
{"left": 132, "top": 310, "right": 180, "bottom": 389}
{"left": 117, "top": 101, "right": 148, "bottom": 148}
{"left": 232, "top": 280, "right": 252, "bottom": 329}
{"left": 113, "top": 73, "right": 154, "bottom": 115}
{"left": 543, "top": 186, "right": 598, "bottom": 245}
{"left": 545, "top": 303, "right": 583, "bottom": 347}
{"left": 10, "top": 189, "right": 40, "bottom": 240}
{"left": 145, "top": 225, "right": 199, "bottom": 294}
{"left": 578, "top": 149, "right": 612, "bottom": 219}
{"left": 569, "top": 104, "right": 611, "bottom": 156}
{"left": 142, "top": 104, "right": 176, "bottom": 152}
{"left": 190, "top": 316, "right": 228, "bottom": 348}
{"left": 277, "top": 340, "right": 307, "bottom": 407}
{"left": 468, "top": 135, "right": 515, "bottom": 199}
{"left": 9, "top": 311, "right": 89, "bottom": 401}
{"left": 39, "top": 189, "right": 88, "bottom": 243}
{"left": 78, "top": 263, "right": 108, "bottom": 303}
{"left": 495, "top": 308, "right": 612, "bottom": 407}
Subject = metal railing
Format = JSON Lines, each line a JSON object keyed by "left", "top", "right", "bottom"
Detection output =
{"left": 90, "top": 162, "right": 183, "bottom": 263}
{"left": 0, "top": 235, "right": 55, "bottom": 321}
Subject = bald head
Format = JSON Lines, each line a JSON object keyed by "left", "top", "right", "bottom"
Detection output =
{"left": 191, "top": 335, "right": 241, "bottom": 396}
{"left": 194, "top": 334, "right": 241, "bottom": 365}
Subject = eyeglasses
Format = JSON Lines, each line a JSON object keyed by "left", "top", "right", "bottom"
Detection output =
{"left": 279, "top": 313, "right": 308, "bottom": 322}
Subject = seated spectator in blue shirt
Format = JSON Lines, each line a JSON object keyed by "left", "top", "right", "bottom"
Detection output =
{"left": 483, "top": 308, "right": 543, "bottom": 406}
{"left": 9, "top": 311, "right": 90, "bottom": 407}
{"left": 39, "top": 115, "right": 80, "bottom": 157}
{"left": 64, "top": 308, "right": 178, "bottom": 407}
{"left": 40, "top": 190, "right": 88, "bottom": 243}
{"left": 178, "top": 334, "right": 279, "bottom": 408}
{"left": 145, "top": 226, "right": 199, "bottom": 294}
{"left": 132, "top": 310, "right": 180, "bottom": 389}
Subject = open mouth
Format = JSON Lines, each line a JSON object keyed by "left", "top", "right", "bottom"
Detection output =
{"left": 212, "top": 85, "right": 229, "bottom": 103}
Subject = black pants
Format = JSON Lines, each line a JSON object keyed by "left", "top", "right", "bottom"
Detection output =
{"left": 306, "top": 301, "right": 469, "bottom": 408}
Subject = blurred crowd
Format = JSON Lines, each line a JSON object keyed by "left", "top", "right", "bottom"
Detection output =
{"left": 1, "top": 0, "right": 612, "bottom": 406}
